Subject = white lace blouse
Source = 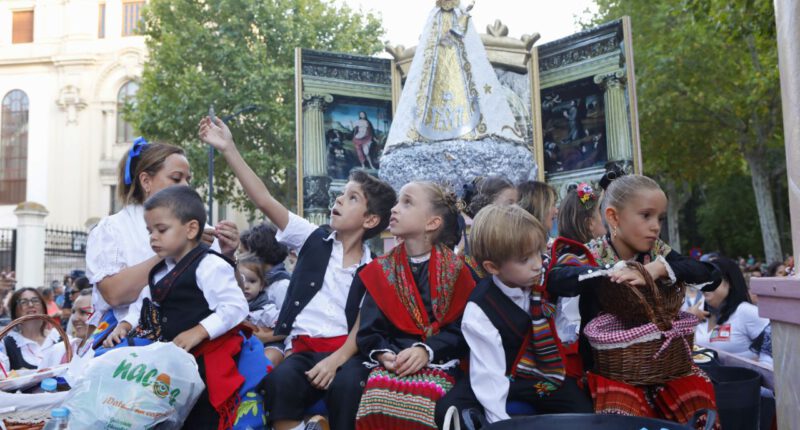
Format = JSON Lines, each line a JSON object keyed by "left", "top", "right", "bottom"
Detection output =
{"left": 85, "top": 205, "right": 154, "bottom": 326}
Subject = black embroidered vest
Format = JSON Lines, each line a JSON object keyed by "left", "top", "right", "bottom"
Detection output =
{"left": 470, "top": 278, "right": 531, "bottom": 375}
{"left": 145, "top": 243, "right": 232, "bottom": 341}
{"left": 274, "top": 226, "right": 365, "bottom": 336}
{"left": 3, "top": 336, "right": 36, "bottom": 370}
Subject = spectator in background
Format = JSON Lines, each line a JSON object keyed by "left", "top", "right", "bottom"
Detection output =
{"left": 69, "top": 289, "right": 93, "bottom": 339}
{"left": 61, "top": 276, "right": 91, "bottom": 327}
{"left": 52, "top": 280, "right": 65, "bottom": 308}
{"left": 695, "top": 257, "right": 772, "bottom": 366}
{"left": 0, "top": 270, "right": 14, "bottom": 321}
{"left": 39, "top": 289, "right": 94, "bottom": 369}
{"left": 38, "top": 287, "right": 61, "bottom": 320}
{"left": 1, "top": 288, "right": 60, "bottom": 370}
{"left": 764, "top": 261, "right": 787, "bottom": 277}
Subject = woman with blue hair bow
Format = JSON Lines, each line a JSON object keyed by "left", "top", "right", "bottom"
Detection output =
{"left": 85, "top": 138, "right": 240, "bottom": 348}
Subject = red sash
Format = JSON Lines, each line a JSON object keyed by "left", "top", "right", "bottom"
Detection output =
{"left": 192, "top": 325, "right": 248, "bottom": 430}
{"left": 292, "top": 335, "right": 348, "bottom": 354}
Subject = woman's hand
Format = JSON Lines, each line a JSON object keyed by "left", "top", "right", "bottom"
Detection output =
{"left": 198, "top": 117, "right": 235, "bottom": 153}
{"left": 214, "top": 221, "right": 240, "bottom": 258}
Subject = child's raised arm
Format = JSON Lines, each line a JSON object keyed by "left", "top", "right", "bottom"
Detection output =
{"left": 198, "top": 117, "right": 289, "bottom": 230}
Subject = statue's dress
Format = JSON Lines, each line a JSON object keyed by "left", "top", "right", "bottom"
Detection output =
{"left": 380, "top": 3, "right": 537, "bottom": 192}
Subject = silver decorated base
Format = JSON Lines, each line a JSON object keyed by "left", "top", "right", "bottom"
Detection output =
{"left": 379, "top": 140, "right": 538, "bottom": 195}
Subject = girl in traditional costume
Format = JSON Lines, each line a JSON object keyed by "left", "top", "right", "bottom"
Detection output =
{"left": 548, "top": 183, "right": 607, "bottom": 379}
{"left": 353, "top": 181, "right": 475, "bottom": 430}
{"left": 547, "top": 174, "right": 722, "bottom": 428}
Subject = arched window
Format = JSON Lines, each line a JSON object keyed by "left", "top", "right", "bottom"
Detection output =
{"left": 116, "top": 81, "right": 139, "bottom": 143}
{"left": 1, "top": 90, "right": 29, "bottom": 204}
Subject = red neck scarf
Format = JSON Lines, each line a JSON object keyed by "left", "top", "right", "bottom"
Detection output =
{"left": 359, "top": 243, "right": 475, "bottom": 339}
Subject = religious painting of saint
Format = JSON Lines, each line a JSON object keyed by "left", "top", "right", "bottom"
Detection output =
{"left": 323, "top": 97, "right": 392, "bottom": 180}
{"left": 541, "top": 77, "right": 608, "bottom": 176}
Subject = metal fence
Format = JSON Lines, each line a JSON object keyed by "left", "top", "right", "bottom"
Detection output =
{"left": 44, "top": 226, "right": 87, "bottom": 286}
{"left": 0, "top": 229, "right": 14, "bottom": 274}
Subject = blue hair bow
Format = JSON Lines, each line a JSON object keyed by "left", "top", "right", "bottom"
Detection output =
{"left": 124, "top": 137, "right": 149, "bottom": 185}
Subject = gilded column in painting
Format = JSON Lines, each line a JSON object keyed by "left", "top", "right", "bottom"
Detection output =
{"left": 594, "top": 71, "right": 633, "bottom": 170}
{"left": 302, "top": 93, "right": 333, "bottom": 225}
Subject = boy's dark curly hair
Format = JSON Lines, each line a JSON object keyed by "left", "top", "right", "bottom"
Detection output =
{"left": 245, "top": 222, "right": 289, "bottom": 266}
{"left": 349, "top": 170, "right": 397, "bottom": 240}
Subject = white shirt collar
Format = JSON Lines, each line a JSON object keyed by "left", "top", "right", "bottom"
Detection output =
{"left": 326, "top": 230, "right": 371, "bottom": 266}
{"left": 492, "top": 275, "right": 528, "bottom": 300}
{"left": 9, "top": 329, "right": 59, "bottom": 347}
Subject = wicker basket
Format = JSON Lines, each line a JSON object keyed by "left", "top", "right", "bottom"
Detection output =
{"left": 0, "top": 314, "right": 73, "bottom": 430}
{"left": 586, "top": 307, "right": 698, "bottom": 387}
{"left": 659, "top": 280, "right": 687, "bottom": 320}
{"left": 596, "top": 261, "right": 676, "bottom": 328}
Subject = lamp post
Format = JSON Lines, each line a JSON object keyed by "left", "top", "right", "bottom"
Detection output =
{"left": 206, "top": 104, "right": 261, "bottom": 224}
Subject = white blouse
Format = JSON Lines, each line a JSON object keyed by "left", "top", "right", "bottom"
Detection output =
{"left": 0, "top": 330, "right": 61, "bottom": 370}
{"left": 85, "top": 205, "right": 154, "bottom": 326}
{"left": 695, "top": 302, "right": 771, "bottom": 365}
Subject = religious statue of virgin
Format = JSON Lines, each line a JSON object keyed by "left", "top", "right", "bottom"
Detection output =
{"left": 380, "top": 0, "right": 536, "bottom": 193}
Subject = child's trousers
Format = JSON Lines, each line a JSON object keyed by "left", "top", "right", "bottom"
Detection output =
{"left": 264, "top": 352, "right": 369, "bottom": 430}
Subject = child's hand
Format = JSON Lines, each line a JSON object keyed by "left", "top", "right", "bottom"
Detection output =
{"left": 198, "top": 116, "right": 235, "bottom": 153}
{"left": 377, "top": 352, "right": 397, "bottom": 372}
{"left": 103, "top": 322, "right": 132, "bottom": 348}
{"left": 305, "top": 354, "right": 341, "bottom": 390}
{"left": 644, "top": 260, "right": 668, "bottom": 282}
{"left": 609, "top": 266, "right": 646, "bottom": 287}
{"left": 173, "top": 325, "right": 209, "bottom": 352}
{"left": 253, "top": 326, "right": 276, "bottom": 344}
{"left": 394, "top": 346, "right": 430, "bottom": 377}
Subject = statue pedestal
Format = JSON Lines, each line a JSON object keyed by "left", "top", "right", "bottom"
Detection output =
{"left": 380, "top": 139, "right": 536, "bottom": 195}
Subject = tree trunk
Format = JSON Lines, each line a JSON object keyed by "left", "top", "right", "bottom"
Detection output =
{"left": 664, "top": 180, "right": 691, "bottom": 254}
{"left": 745, "top": 152, "right": 784, "bottom": 263}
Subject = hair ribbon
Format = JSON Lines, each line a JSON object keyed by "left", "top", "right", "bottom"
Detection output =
{"left": 124, "top": 136, "right": 149, "bottom": 185}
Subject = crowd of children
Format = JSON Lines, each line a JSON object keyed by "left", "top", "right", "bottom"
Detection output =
{"left": 59, "top": 113, "right": 729, "bottom": 430}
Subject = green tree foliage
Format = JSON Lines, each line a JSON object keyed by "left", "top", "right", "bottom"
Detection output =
{"left": 129, "top": 0, "right": 384, "bottom": 213}
{"left": 589, "top": 0, "right": 787, "bottom": 261}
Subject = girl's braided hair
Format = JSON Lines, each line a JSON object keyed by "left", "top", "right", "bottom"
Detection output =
{"left": 416, "top": 181, "right": 465, "bottom": 249}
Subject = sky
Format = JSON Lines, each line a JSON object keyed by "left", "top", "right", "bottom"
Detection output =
{"left": 337, "top": 0, "right": 599, "bottom": 51}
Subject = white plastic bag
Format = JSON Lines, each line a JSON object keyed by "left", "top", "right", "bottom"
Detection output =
{"left": 62, "top": 342, "right": 205, "bottom": 429}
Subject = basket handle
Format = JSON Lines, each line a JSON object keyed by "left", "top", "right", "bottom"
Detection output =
{"left": 620, "top": 261, "right": 672, "bottom": 330}
{"left": 0, "top": 314, "right": 73, "bottom": 364}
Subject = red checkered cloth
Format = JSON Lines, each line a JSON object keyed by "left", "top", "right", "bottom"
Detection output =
{"left": 585, "top": 312, "right": 698, "bottom": 359}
